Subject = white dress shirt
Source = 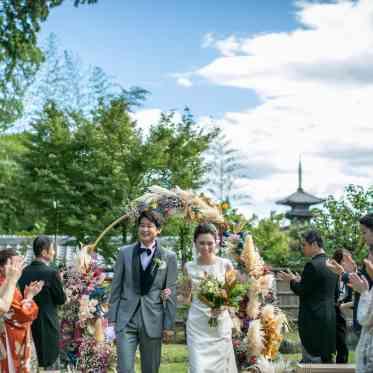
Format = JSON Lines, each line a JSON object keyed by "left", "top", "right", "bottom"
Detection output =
{"left": 140, "top": 241, "right": 156, "bottom": 270}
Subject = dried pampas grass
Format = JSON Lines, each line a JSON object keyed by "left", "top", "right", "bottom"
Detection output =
{"left": 252, "top": 357, "right": 291, "bottom": 373}
{"left": 246, "top": 319, "right": 264, "bottom": 356}
{"left": 246, "top": 294, "right": 260, "bottom": 319}
{"left": 258, "top": 274, "right": 274, "bottom": 297}
{"left": 260, "top": 305, "right": 289, "bottom": 359}
{"left": 241, "top": 235, "right": 264, "bottom": 277}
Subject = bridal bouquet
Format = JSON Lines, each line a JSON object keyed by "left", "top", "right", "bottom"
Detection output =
{"left": 197, "top": 269, "right": 249, "bottom": 327}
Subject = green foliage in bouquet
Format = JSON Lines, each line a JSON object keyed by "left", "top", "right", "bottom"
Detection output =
{"left": 197, "top": 270, "right": 249, "bottom": 327}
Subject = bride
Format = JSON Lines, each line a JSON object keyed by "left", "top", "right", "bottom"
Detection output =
{"left": 183, "top": 223, "right": 238, "bottom": 373}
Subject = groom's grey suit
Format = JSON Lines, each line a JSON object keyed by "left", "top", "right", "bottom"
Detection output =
{"left": 108, "top": 241, "right": 177, "bottom": 373}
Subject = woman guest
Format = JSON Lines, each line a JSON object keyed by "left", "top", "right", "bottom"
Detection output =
{"left": 350, "top": 213, "right": 373, "bottom": 372}
{"left": 0, "top": 249, "right": 43, "bottom": 373}
{"left": 349, "top": 258, "right": 373, "bottom": 373}
{"left": 183, "top": 223, "right": 238, "bottom": 373}
{"left": 0, "top": 256, "right": 24, "bottom": 315}
{"left": 327, "top": 213, "right": 373, "bottom": 372}
{"left": 332, "top": 249, "right": 353, "bottom": 363}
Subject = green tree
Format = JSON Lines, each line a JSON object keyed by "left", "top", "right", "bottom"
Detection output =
{"left": 18, "top": 101, "right": 217, "bottom": 260}
{"left": 145, "top": 109, "right": 218, "bottom": 263}
{"left": 19, "top": 98, "right": 141, "bottom": 258}
{"left": 145, "top": 109, "right": 218, "bottom": 189}
{"left": 0, "top": 0, "right": 98, "bottom": 128}
{"left": 311, "top": 184, "right": 373, "bottom": 261}
{"left": 0, "top": 133, "right": 38, "bottom": 232}
{"left": 19, "top": 34, "right": 145, "bottom": 128}
{"left": 205, "top": 133, "right": 250, "bottom": 207}
{"left": 250, "top": 213, "right": 291, "bottom": 267}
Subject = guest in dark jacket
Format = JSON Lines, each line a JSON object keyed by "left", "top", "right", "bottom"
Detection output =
{"left": 279, "top": 230, "right": 338, "bottom": 363}
{"left": 333, "top": 248, "right": 353, "bottom": 363}
{"left": 19, "top": 235, "right": 66, "bottom": 368}
{"left": 327, "top": 213, "right": 373, "bottom": 336}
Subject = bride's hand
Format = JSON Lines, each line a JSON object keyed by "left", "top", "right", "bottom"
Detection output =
{"left": 161, "top": 288, "right": 172, "bottom": 302}
{"left": 210, "top": 307, "right": 225, "bottom": 317}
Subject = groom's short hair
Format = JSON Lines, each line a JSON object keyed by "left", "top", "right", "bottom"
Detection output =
{"left": 303, "top": 230, "right": 323, "bottom": 248}
{"left": 33, "top": 235, "right": 52, "bottom": 257}
{"left": 137, "top": 210, "right": 163, "bottom": 229}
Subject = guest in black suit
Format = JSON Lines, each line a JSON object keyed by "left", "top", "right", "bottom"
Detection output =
{"left": 327, "top": 213, "right": 373, "bottom": 337}
{"left": 19, "top": 235, "right": 66, "bottom": 369}
{"left": 332, "top": 249, "right": 353, "bottom": 363}
{"left": 279, "top": 230, "right": 338, "bottom": 363}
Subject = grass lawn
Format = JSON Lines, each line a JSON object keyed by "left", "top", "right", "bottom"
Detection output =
{"left": 282, "top": 330, "right": 356, "bottom": 364}
{"left": 133, "top": 328, "right": 358, "bottom": 372}
{"left": 135, "top": 343, "right": 188, "bottom": 373}
{"left": 133, "top": 336, "right": 356, "bottom": 372}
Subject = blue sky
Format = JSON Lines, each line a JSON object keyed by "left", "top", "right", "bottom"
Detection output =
{"left": 39, "top": 1, "right": 373, "bottom": 217}
{"left": 41, "top": 0, "right": 297, "bottom": 117}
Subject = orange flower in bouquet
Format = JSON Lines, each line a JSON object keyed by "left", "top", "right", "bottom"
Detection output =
{"left": 197, "top": 269, "right": 249, "bottom": 327}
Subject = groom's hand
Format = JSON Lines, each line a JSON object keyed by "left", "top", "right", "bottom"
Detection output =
{"left": 162, "top": 329, "right": 174, "bottom": 344}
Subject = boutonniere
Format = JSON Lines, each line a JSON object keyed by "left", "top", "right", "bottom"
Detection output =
{"left": 154, "top": 258, "right": 167, "bottom": 270}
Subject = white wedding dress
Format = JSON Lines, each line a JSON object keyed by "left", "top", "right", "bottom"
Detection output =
{"left": 185, "top": 257, "right": 238, "bottom": 373}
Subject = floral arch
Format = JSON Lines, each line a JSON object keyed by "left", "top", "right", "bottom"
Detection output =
{"left": 59, "top": 186, "right": 288, "bottom": 372}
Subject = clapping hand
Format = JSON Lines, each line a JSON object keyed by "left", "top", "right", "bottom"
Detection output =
{"left": 278, "top": 270, "right": 301, "bottom": 282}
{"left": 344, "top": 255, "right": 357, "bottom": 273}
{"left": 348, "top": 273, "right": 369, "bottom": 294}
{"left": 24, "top": 281, "right": 44, "bottom": 300}
{"left": 5, "top": 256, "right": 25, "bottom": 283}
{"left": 326, "top": 259, "right": 344, "bottom": 276}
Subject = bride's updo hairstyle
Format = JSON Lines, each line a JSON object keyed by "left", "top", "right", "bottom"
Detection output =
{"left": 193, "top": 223, "right": 218, "bottom": 242}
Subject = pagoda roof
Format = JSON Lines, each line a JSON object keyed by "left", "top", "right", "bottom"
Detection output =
{"left": 276, "top": 187, "right": 325, "bottom": 206}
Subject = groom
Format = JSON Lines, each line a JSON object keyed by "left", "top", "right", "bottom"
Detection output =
{"left": 108, "top": 210, "right": 178, "bottom": 373}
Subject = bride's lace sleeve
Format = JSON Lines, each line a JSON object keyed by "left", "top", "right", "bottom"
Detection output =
{"left": 357, "top": 287, "right": 373, "bottom": 327}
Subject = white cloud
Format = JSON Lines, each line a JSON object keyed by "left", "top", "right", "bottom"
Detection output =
{"left": 202, "top": 33, "right": 242, "bottom": 57}
{"left": 130, "top": 109, "right": 162, "bottom": 135}
{"left": 191, "top": 0, "right": 373, "bottom": 217}
{"left": 202, "top": 32, "right": 215, "bottom": 48}
{"left": 176, "top": 77, "right": 193, "bottom": 87}
{"left": 131, "top": 109, "right": 183, "bottom": 136}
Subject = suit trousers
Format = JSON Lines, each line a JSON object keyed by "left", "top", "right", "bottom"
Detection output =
{"left": 336, "top": 308, "right": 349, "bottom": 363}
{"left": 116, "top": 304, "right": 162, "bottom": 373}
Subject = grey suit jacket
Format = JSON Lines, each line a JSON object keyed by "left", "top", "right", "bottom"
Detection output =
{"left": 107, "top": 241, "right": 178, "bottom": 338}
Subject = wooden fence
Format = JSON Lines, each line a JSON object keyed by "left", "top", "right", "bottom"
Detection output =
{"left": 0, "top": 235, "right": 79, "bottom": 266}
{"left": 273, "top": 268, "right": 300, "bottom": 321}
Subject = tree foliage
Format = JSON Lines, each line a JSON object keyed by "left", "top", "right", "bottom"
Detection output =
{"left": 205, "top": 133, "right": 250, "bottom": 207}
{"left": 0, "top": 0, "right": 98, "bottom": 128}
{"left": 19, "top": 34, "right": 144, "bottom": 126}
{"left": 312, "top": 184, "right": 373, "bottom": 261}
{"left": 146, "top": 109, "right": 218, "bottom": 190}
{"left": 251, "top": 213, "right": 291, "bottom": 267}
{"left": 0, "top": 133, "right": 33, "bottom": 232}
{"left": 1, "top": 100, "right": 216, "bottom": 260}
